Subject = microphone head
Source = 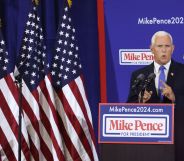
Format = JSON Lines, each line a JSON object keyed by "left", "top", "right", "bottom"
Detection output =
{"left": 142, "top": 73, "right": 156, "bottom": 90}
{"left": 136, "top": 73, "right": 145, "bottom": 81}
{"left": 147, "top": 73, "right": 156, "bottom": 82}
{"left": 132, "top": 73, "right": 145, "bottom": 89}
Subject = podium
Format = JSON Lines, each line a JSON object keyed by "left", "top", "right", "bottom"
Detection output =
{"left": 99, "top": 103, "right": 176, "bottom": 161}
{"left": 100, "top": 144, "right": 174, "bottom": 161}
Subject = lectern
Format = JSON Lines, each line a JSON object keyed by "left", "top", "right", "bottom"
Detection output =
{"left": 99, "top": 103, "right": 175, "bottom": 161}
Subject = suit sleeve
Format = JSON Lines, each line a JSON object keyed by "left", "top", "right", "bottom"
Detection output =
{"left": 127, "top": 72, "right": 139, "bottom": 103}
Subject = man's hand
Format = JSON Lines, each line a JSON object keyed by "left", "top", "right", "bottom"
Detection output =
{"left": 139, "top": 90, "right": 153, "bottom": 103}
{"left": 161, "top": 81, "right": 175, "bottom": 102}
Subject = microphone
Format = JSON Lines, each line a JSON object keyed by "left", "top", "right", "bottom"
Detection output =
{"left": 132, "top": 73, "right": 145, "bottom": 90}
{"left": 143, "top": 73, "right": 156, "bottom": 90}
{"left": 138, "top": 73, "right": 155, "bottom": 103}
{"left": 147, "top": 73, "right": 156, "bottom": 81}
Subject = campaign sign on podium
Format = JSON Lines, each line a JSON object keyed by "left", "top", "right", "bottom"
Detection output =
{"left": 98, "top": 103, "right": 174, "bottom": 144}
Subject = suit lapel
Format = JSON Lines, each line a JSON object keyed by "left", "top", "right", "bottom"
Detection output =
{"left": 147, "top": 63, "right": 157, "bottom": 95}
{"left": 166, "top": 60, "right": 175, "bottom": 88}
{"left": 162, "top": 60, "right": 176, "bottom": 103}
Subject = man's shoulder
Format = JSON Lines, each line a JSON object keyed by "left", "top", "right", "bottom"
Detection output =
{"left": 171, "top": 60, "right": 184, "bottom": 70}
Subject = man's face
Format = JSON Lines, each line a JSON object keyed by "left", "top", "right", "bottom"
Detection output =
{"left": 150, "top": 35, "right": 174, "bottom": 65}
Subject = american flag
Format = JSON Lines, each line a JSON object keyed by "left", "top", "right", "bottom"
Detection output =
{"left": 50, "top": 0, "right": 99, "bottom": 160}
{"left": 15, "top": 3, "right": 66, "bottom": 161}
{"left": 3, "top": 0, "right": 98, "bottom": 160}
{"left": 0, "top": 23, "right": 30, "bottom": 160}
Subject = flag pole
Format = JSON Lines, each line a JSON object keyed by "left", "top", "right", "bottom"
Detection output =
{"left": 0, "top": 19, "right": 2, "bottom": 28}
{"left": 14, "top": 74, "right": 23, "bottom": 161}
{"left": 16, "top": 1, "right": 39, "bottom": 161}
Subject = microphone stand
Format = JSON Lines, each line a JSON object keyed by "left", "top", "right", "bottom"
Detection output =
{"left": 139, "top": 79, "right": 149, "bottom": 103}
{"left": 133, "top": 83, "right": 144, "bottom": 103}
{"left": 139, "top": 89, "right": 144, "bottom": 103}
{"left": 139, "top": 78, "right": 153, "bottom": 103}
{"left": 15, "top": 74, "right": 23, "bottom": 161}
{"left": 137, "top": 73, "right": 156, "bottom": 103}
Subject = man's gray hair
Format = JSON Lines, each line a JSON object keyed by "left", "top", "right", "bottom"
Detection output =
{"left": 151, "top": 31, "right": 173, "bottom": 45}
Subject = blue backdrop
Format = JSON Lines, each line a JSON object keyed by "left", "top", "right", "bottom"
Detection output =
{"left": 104, "top": 0, "right": 184, "bottom": 103}
{"left": 0, "top": 0, "right": 100, "bottom": 140}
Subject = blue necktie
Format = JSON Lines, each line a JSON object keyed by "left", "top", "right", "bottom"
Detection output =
{"left": 158, "top": 66, "right": 165, "bottom": 101}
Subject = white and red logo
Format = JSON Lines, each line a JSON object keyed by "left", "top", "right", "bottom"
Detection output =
{"left": 103, "top": 114, "right": 168, "bottom": 138}
{"left": 119, "top": 49, "right": 154, "bottom": 65}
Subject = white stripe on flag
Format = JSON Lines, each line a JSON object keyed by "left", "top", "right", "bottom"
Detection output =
{"left": 0, "top": 109, "right": 26, "bottom": 161}
{"left": 75, "top": 77, "right": 93, "bottom": 124}
{"left": 44, "top": 76, "right": 72, "bottom": 159}
{"left": 0, "top": 77, "right": 29, "bottom": 145}
{"left": 75, "top": 77, "right": 99, "bottom": 161}
{"left": 55, "top": 90, "right": 91, "bottom": 161}
{"left": 11, "top": 75, "right": 54, "bottom": 160}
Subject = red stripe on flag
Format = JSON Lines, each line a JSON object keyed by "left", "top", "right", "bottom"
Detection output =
{"left": 32, "top": 88, "right": 66, "bottom": 161}
{"left": 69, "top": 78, "right": 97, "bottom": 146}
{"left": 43, "top": 76, "right": 82, "bottom": 160}
{"left": 22, "top": 97, "right": 54, "bottom": 161}
{"left": 56, "top": 110, "right": 82, "bottom": 161}
{"left": 39, "top": 79, "right": 66, "bottom": 160}
{"left": 0, "top": 90, "right": 30, "bottom": 161}
{"left": 4, "top": 75, "right": 53, "bottom": 161}
{"left": 28, "top": 135, "right": 39, "bottom": 161}
{"left": 0, "top": 127, "right": 17, "bottom": 161}
{"left": 57, "top": 89, "right": 95, "bottom": 161}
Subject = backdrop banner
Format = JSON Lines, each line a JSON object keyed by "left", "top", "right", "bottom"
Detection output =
{"left": 104, "top": 0, "right": 184, "bottom": 102}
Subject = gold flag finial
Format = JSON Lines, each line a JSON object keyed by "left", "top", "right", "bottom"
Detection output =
{"left": 33, "top": 0, "right": 39, "bottom": 5}
{"left": 67, "top": 0, "right": 72, "bottom": 8}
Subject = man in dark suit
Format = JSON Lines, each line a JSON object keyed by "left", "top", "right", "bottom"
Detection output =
{"left": 127, "top": 31, "right": 184, "bottom": 161}
{"left": 127, "top": 31, "right": 184, "bottom": 107}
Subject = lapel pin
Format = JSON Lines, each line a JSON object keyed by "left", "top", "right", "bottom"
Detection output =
{"left": 171, "top": 73, "right": 174, "bottom": 76}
